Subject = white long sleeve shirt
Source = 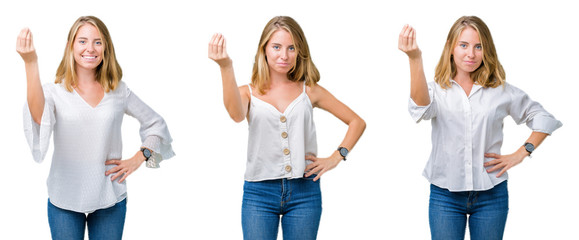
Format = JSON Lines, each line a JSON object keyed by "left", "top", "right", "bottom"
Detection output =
{"left": 24, "top": 81, "right": 175, "bottom": 213}
{"left": 409, "top": 80, "right": 562, "bottom": 191}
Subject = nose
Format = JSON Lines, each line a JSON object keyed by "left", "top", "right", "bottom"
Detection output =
{"left": 86, "top": 42, "right": 95, "bottom": 53}
{"left": 280, "top": 49, "right": 288, "bottom": 60}
{"left": 467, "top": 46, "right": 475, "bottom": 58}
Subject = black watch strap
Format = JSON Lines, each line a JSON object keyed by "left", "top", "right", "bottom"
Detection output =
{"left": 141, "top": 147, "right": 152, "bottom": 161}
{"left": 523, "top": 142, "right": 535, "bottom": 155}
{"left": 337, "top": 147, "right": 349, "bottom": 161}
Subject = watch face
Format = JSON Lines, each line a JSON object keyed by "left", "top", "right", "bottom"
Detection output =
{"left": 143, "top": 148, "right": 152, "bottom": 158}
{"left": 339, "top": 148, "right": 349, "bottom": 157}
{"left": 525, "top": 143, "right": 534, "bottom": 152}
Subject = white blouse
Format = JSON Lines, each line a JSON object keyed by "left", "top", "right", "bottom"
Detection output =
{"left": 409, "top": 80, "right": 562, "bottom": 192}
{"left": 24, "top": 82, "right": 174, "bottom": 213}
{"left": 245, "top": 83, "right": 317, "bottom": 181}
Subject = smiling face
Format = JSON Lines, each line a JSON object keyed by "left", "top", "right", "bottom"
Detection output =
{"left": 265, "top": 29, "right": 297, "bottom": 75}
{"left": 73, "top": 24, "right": 104, "bottom": 72}
{"left": 452, "top": 26, "right": 483, "bottom": 75}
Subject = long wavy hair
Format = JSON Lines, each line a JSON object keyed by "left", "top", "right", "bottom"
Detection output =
{"left": 251, "top": 16, "right": 320, "bottom": 94}
{"left": 55, "top": 16, "right": 122, "bottom": 92}
{"left": 434, "top": 16, "right": 505, "bottom": 89}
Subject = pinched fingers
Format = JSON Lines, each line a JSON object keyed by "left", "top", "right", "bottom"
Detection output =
{"left": 16, "top": 28, "right": 37, "bottom": 62}
{"left": 398, "top": 25, "right": 421, "bottom": 58}
{"left": 208, "top": 33, "right": 230, "bottom": 66}
{"left": 398, "top": 24, "right": 411, "bottom": 50}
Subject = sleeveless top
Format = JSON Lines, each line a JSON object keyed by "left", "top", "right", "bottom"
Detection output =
{"left": 245, "top": 82, "right": 318, "bottom": 181}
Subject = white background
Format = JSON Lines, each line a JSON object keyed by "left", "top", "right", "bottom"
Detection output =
{"left": 0, "top": 0, "right": 576, "bottom": 239}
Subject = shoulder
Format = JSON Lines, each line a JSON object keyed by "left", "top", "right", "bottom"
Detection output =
{"left": 111, "top": 81, "right": 130, "bottom": 97}
{"left": 42, "top": 82, "right": 58, "bottom": 91}
{"left": 502, "top": 82, "right": 527, "bottom": 96}
{"left": 117, "top": 81, "right": 128, "bottom": 90}
{"left": 305, "top": 83, "right": 328, "bottom": 96}
{"left": 427, "top": 81, "right": 439, "bottom": 88}
{"left": 239, "top": 84, "right": 251, "bottom": 99}
{"left": 239, "top": 84, "right": 250, "bottom": 93}
{"left": 42, "top": 82, "right": 64, "bottom": 96}
{"left": 306, "top": 83, "right": 334, "bottom": 107}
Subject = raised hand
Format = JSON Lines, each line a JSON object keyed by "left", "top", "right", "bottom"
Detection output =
{"left": 208, "top": 33, "right": 232, "bottom": 68}
{"left": 398, "top": 24, "right": 421, "bottom": 59}
{"left": 16, "top": 28, "right": 38, "bottom": 63}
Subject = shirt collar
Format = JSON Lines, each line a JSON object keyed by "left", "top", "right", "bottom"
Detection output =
{"left": 450, "top": 79, "right": 483, "bottom": 97}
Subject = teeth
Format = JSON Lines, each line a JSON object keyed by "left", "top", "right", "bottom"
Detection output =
{"left": 83, "top": 56, "right": 96, "bottom": 59}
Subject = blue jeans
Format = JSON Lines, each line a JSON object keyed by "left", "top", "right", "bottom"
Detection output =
{"left": 429, "top": 181, "right": 509, "bottom": 240}
{"left": 242, "top": 176, "right": 322, "bottom": 240}
{"left": 47, "top": 198, "right": 127, "bottom": 240}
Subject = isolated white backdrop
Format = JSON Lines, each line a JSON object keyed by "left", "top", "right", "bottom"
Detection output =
{"left": 0, "top": 0, "right": 576, "bottom": 239}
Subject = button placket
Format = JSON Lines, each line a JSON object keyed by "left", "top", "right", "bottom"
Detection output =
{"left": 280, "top": 115, "right": 292, "bottom": 175}
{"left": 464, "top": 98, "right": 474, "bottom": 190}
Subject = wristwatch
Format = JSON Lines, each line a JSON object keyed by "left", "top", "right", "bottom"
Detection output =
{"left": 141, "top": 147, "right": 152, "bottom": 161}
{"left": 337, "top": 147, "right": 349, "bottom": 161}
{"left": 523, "top": 142, "right": 535, "bottom": 155}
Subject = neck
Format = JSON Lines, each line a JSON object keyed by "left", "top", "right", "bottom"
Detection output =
{"left": 453, "top": 71, "right": 473, "bottom": 85}
{"left": 269, "top": 70, "right": 292, "bottom": 86}
{"left": 75, "top": 66, "right": 98, "bottom": 87}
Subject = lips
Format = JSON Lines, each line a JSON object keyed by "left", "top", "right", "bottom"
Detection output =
{"left": 82, "top": 55, "right": 98, "bottom": 61}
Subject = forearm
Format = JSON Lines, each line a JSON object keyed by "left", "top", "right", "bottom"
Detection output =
{"left": 25, "top": 61, "right": 45, "bottom": 124}
{"left": 518, "top": 131, "right": 549, "bottom": 155}
{"left": 409, "top": 56, "right": 430, "bottom": 106}
{"left": 337, "top": 116, "right": 366, "bottom": 153}
{"left": 220, "top": 63, "right": 246, "bottom": 122}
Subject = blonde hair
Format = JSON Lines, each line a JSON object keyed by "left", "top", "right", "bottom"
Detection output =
{"left": 434, "top": 16, "right": 505, "bottom": 89}
{"left": 251, "top": 16, "right": 320, "bottom": 94}
{"left": 55, "top": 16, "right": 122, "bottom": 92}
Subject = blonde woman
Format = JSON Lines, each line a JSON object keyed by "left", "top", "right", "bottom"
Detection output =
{"left": 17, "top": 16, "right": 174, "bottom": 239}
{"left": 209, "top": 16, "right": 365, "bottom": 239}
{"left": 399, "top": 16, "right": 562, "bottom": 239}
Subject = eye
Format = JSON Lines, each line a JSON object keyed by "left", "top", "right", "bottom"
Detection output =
{"left": 289, "top": 46, "right": 295, "bottom": 51}
{"left": 95, "top": 41, "right": 102, "bottom": 45}
{"left": 273, "top": 45, "right": 280, "bottom": 50}
{"left": 79, "top": 40, "right": 86, "bottom": 44}
{"left": 475, "top": 45, "right": 482, "bottom": 50}
{"left": 460, "top": 43, "right": 467, "bottom": 48}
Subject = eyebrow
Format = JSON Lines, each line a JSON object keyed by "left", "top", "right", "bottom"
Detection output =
{"left": 458, "top": 41, "right": 481, "bottom": 45}
{"left": 270, "top": 42, "right": 295, "bottom": 47}
{"left": 77, "top": 37, "right": 102, "bottom": 40}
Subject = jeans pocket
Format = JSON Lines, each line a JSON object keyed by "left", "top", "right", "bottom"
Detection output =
{"left": 302, "top": 173, "right": 318, "bottom": 180}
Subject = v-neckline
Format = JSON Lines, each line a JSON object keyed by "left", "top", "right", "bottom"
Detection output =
{"left": 73, "top": 88, "right": 106, "bottom": 109}
{"left": 252, "top": 91, "right": 305, "bottom": 115}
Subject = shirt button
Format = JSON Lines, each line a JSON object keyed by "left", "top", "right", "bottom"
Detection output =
{"left": 280, "top": 116, "right": 287, "bottom": 123}
{"left": 281, "top": 132, "right": 288, "bottom": 138}
{"left": 283, "top": 148, "right": 290, "bottom": 155}
{"left": 285, "top": 165, "right": 292, "bottom": 172}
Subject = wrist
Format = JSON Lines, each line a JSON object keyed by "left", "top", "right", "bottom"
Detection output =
{"left": 332, "top": 151, "right": 343, "bottom": 163}
{"left": 219, "top": 59, "right": 233, "bottom": 68}
{"left": 24, "top": 59, "right": 38, "bottom": 67}
{"left": 140, "top": 147, "right": 152, "bottom": 162}
{"left": 408, "top": 51, "right": 422, "bottom": 61}
{"left": 517, "top": 146, "right": 531, "bottom": 159}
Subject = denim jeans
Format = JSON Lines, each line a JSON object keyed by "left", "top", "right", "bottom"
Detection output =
{"left": 429, "top": 181, "right": 509, "bottom": 240}
{"left": 242, "top": 176, "right": 322, "bottom": 240}
{"left": 47, "top": 198, "right": 127, "bottom": 240}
